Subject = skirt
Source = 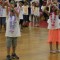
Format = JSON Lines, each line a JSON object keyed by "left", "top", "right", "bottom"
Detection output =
{"left": 48, "top": 29, "right": 59, "bottom": 44}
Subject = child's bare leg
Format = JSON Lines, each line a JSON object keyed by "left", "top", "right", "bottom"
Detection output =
{"left": 56, "top": 42, "right": 60, "bottom": 52}
{"left": 50, "top": 42, "right": 53, "bottom": 52}
{"left": 56, "top": 42, "right": 59, "bottom": 51}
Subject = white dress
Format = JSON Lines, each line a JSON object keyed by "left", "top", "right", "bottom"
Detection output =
{"left": 5, "top": 13, "right": 21, "bottom": 37}
{"left": 47, "top": 13, "right": 60, "bottom": 29}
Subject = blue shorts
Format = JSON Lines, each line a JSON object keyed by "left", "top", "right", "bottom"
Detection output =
{"left": 0, "top": 17, "right": 6, "bottom": 25}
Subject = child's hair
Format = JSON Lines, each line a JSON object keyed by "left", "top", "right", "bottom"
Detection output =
{"left": 50, "top": 6, "right": 58, "bottom": 15}
{"left": 24, "top": 2, "right": 28, "bottom": 5}
{"left": 34, "top": 1, "right": 39, "bottom": 7}
{"left": 50, "top": 6, "right": 55, "bottom": 12}
{"left": 14, "top": 2, "right": 17, "bottom": 7}
{"left": 10, "top": 0, "right": 17, "bottom": 7}
{"left": 19, "top": 1, "right": 24, "bottom": 5}
{"left": 9, "top": 0, "right": 14, "bottom": 3}
{"left": 32, "top": 2, "right": 35, "bottom": 5}
{"left": 46, "top": 7, "right": 49, "bottom": 11}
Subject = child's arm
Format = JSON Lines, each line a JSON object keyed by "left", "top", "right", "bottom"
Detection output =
{"left": 44, "top": 7, "right": 50, "bottom": 16}
{"left": 51, "top": 2, "right": 59, "bottom": 10}
{"left": 14, "top": 7, "right": 19, "bottom": 17}
{"left": 57, "top": 10, "right": 60, "bottom": 15}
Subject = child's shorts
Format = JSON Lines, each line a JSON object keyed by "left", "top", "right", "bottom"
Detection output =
{"left": 6, "top": 37, "right": 17, "bottom": 48}
{"left": 0, "top": 17, "right": 6, "bottom": 25}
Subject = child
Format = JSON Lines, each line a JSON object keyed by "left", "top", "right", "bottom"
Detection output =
{"left": 23, "top": 2, "right": 29, "bottom": 27}
{"left": 0, "top": 0, "right": 5, "bottom": 32}
{"left": 5, "top": 1, "right": 21, "bottom": 60}
{"left": 19, "top": 1, "right": 23, "bottom": 29}
{"left": 30, "top": 2, "right": 35, "bottom": 22}
{"left": 47, "top": 2, "right": 60, "bottom": 53}
{"left": 34, "top": 2, "right": 40, "bottom": 27}
{"left": 2, "top": 5, "right": 7, "bottom": 31}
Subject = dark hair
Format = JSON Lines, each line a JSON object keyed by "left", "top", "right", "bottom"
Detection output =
{"left": 50, "top": 6, "right": 55, "bottom": 13}
{"left": 14, "top": 2, "right": 17, "bottom": 7}
{"left": 9, "top": 0, "right": 15, "bottom": 3}
{"left": 19, "top": 1, "right": 24, "bottom": 4}
{"left": 50, "top": 6, "right": 57, "bottom": 14}
{"left": 46, "top": 7, "right": 49, "bottom": 11}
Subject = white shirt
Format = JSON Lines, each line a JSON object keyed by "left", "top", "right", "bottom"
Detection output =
{"left": 2, "top": 8, "right": 6, "bottom": 17}
{"left": 23, "top": 5, "right": 29, "bottom": 15}
{"left": 5, "top": 12, "right": 21, "bottom": 37}
{"left": 47, "top": 14, "right": 60, "bottom": 29}
{"left": 19, "top": 6, "right": 23, "bottom": 19}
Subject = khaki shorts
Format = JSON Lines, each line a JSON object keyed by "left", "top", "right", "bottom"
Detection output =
{"left": 6, "top": 37, "right": 17, "bottom": 48}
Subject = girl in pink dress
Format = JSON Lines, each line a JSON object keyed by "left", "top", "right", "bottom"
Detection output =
{"left": 47, "top": 3, "right": 60, "bottom": 53}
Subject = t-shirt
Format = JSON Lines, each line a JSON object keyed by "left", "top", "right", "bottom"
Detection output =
{"left": 41, "top": 6, "right": 46, "bottom": 11}
{"left": 2, "top": 7, "right": 6, "bottom": 17}
{"left": 5, "top": 7, "right": 21, "bottom": 37}
{"left": 19, "top": 6, "right": 23, "bottom": 19}
{"left": 47, "top": 13, "right": 60, "bottom": 29}
{"left": 23, "top": 5, "right": 29, "bottom": 15}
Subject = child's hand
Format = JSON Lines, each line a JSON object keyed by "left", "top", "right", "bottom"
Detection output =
{"left": 46, "top": 1, "right": 52, "bottom": 6}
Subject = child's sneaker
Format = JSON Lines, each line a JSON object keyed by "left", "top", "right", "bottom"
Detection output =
{"left": 6, "top": 55, "right": 11, "bottom": 60}
{"left": 50, "top": 50, "right": 57, "bottom": 54}
{"left": 11, "top": 53, "right": 19, "bottom": 59}
{"left": 56, "top": 50, "right": 60, "bottom": 53}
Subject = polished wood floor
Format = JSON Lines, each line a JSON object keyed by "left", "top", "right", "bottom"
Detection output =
{"left": 0, "top": 26, "right": 60, "bottom": 60}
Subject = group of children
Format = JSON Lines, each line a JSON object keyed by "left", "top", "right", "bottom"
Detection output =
{"left": 19, "top": 1, "right": 40, "bottom": 27}
{"left": 0, "top": 0, "right": 60, "bottom": 60}
{"left": 0, "top": 0, "right": 21, "bottom": 60}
